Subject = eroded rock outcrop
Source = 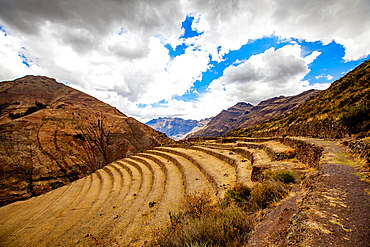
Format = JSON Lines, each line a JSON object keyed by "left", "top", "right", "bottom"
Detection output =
{"left": 0, "top": 75, "right": 173, "bottom": 206}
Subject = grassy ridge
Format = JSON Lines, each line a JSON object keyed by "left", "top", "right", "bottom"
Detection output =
{"left": 227, "top": 59, "right": 370, "bottom": 137}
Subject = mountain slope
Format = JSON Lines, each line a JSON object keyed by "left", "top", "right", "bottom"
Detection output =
{"left": 186, "top": 90, "right": 320, "bottom": 138}
{"left": 146, "top": 117, "right": 211, "bottom": 140}
{"left": 228, "top": 59, "right": 370, "bottom": 138}
{"left": 0, "top": 75, "right": 173, "bottom": 206}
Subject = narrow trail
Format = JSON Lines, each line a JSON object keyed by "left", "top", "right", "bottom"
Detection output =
{"left": 247, "top": 138, "right": 370, "bottom": 247}
{"left": 299, "top": 139, "right": 370, "bottom": 247}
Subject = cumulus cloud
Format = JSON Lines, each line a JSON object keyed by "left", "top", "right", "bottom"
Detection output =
{"left": 199, "top": 44, "right": 326, "bottom": 109}
{"left": 0, "top": 0, "right": 368, "bottom": 122}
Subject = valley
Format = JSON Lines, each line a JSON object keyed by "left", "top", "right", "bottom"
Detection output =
{"left": 0, "top": 60, "right": 369, "bottom": 246}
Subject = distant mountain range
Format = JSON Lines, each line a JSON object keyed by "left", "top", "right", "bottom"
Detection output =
{"left": 147, "top": 90, "right": 320, "bottom": 140}
{"left": 146, "top": 117, "right": 211, "bottom": 140}
{"left": 186, "top": 89, "right": 320, "bottom": 138}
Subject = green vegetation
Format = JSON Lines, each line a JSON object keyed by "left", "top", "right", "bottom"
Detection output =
{"left": 150, "top": 170, "right": 294, "bottom": 247}
{"left": 224, "top": 182, "right": 251, "bottom": 208}
{"left": 9, "top": 101, "right": 47, "bottom": 119}
{"left": 265, "top": 170, "right": 296, "bottom": 184}
{"left": 339, "top": 102, "right": 370, "bottom": 134}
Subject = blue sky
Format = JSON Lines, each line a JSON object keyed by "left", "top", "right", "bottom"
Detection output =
{"left": 0, "top": 0, "right": 369, "bottom": 122}
{"left": 168, "top": 15, "right": 370, "bottom": 104}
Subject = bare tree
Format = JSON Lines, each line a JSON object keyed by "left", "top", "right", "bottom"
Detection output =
{"left": 78, "top": 112, "right": 111, "bottom": 170}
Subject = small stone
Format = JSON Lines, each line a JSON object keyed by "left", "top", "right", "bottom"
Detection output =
{"left": 149, "top": 201, "right": 156, "bottom": 208}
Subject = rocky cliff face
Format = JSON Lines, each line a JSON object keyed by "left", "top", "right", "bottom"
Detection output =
{"left": 0, "top": 75, "right": 173, "bottom": 206}
{"left": 146, "top": 117, "right": 211, "bottom": 140}
{"left": 186, "top": 90, "right": 320, "bottom": 138}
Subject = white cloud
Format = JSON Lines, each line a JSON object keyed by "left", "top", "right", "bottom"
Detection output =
{"left": 184, "top": 0, "right": 370, "bottom": 61}
{"left": 199, "top": 44, "right": 319, "bottom": 109}
{"left": 315, "top": 74, "right": 334, "bottom": 81}
{"left": 0, "top": 31, "right": 41, "bottom": 79}
{"left": 326, "top": 74, "right": 334, "bottom": 80}
{"left": 0, "top": 0, "right": 369, "bottom": 122}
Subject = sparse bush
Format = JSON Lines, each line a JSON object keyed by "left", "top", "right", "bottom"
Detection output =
{"left": 224, "top": 182, "right": 251, "bottom": 208}
{"left": 265, "top": 170, "right": 296, "bottom": 184}
{"left": 150, "top": 173, "right": 293, "bottom": 246}
{"left": 150, "top": 192, "right": 253, "bottom": 247}
{"left": 9, "top": 112, "right": 23, "bottom": 119}
{"left": 249, "top": 180, "right": 287, "bottom": 212}
{"left": 225, "top": 172, "right": 290, "bottom": 212}
{"left": 9, "top": 101, "right": 47, "bottom": 119}
{"left": 184, "top": 191, "right": 215, "bottom": 218}
{"left": 153, "top": 206, "right": 252, "bottom": 247}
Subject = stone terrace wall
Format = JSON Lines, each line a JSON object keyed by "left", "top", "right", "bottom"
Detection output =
{"left": 236, "top": 142, "right": 290, "bottom": 161}
{"left": 345, "top": 139, "right": 370, "bottom": 168}
{"left": 277, "top": 137, "right": 323, "bottom": 168}
{"left": 252, "top": 120, "right": 347, "bottom": 140}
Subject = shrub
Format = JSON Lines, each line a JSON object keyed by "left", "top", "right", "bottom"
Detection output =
{"left": 340, "top": 101, "right": 370, "bottom": 134}
{"left": 9, "top": 101, "right": 47, "bottom": 120}
{"left": 150, "top": 192, "right": 253, "bottom": 247}
{"left": 265, "top": 170, "right": 296, "bottom": 184}
{"left": 184, "top": 191, "right": 215, "bottom": 218}
{"left": 248, "top": 180, "right": 287, "bottom": 212}
{"left": 152, "top": 206, "right": 252, "bottom": 247}
{"left": 149, "top": 174, "right": 292, "bottom": 246}
{"left": 225, "top": 178, "right": 288, "bottom": 213}
{"left": 224, "top": 182, "right": 251, "bottom": 208}
{"left": 9, "top": 112, "right": 23, "bottom": 119}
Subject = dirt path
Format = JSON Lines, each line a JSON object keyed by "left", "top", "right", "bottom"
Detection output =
{"left": 293, "top": 139, "right": 370, "bottom": 246}
{"left": 247, "top": 139, "right": 370, "bottom": 246}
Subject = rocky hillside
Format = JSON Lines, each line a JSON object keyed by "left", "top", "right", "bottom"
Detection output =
{"left": 186, "top": 90, "right": 320, "bottom": 138}
{"left": 146, "top": 117, "right": 211, "bottom": 140}
{"left": 0, "top": 75, "right": 173, "bottom": 207}
{"left": 228, "top": 59, "right": 370, "bottom": 139}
